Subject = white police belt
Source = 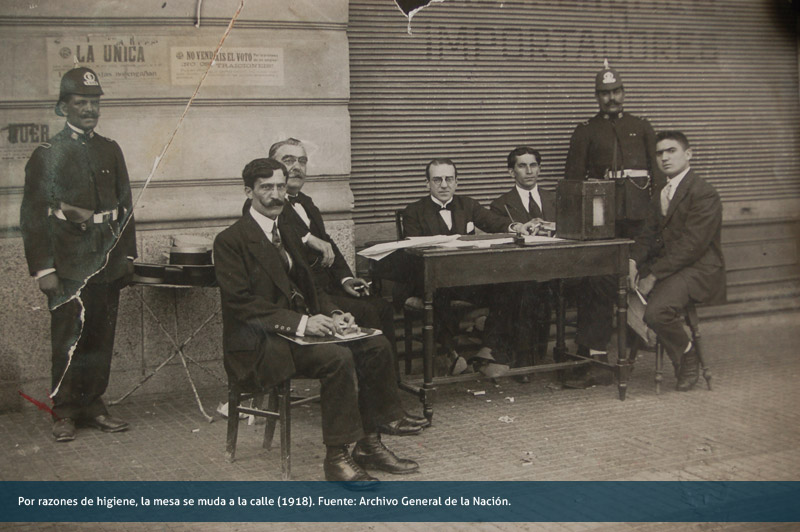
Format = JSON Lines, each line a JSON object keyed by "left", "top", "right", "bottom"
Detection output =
{"left": 605, "top": 169, "right": 650, "bottom": 180}
{"left": 51, "top": 207, "right": 118, "bottom": 223}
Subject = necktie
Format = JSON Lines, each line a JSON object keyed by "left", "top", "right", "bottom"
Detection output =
{"left": 528, "top": 192, "right": 542, "bottom": 218}
{"left": 660, "top": 181, "right": 673, "bottom": 216}
{"left": 439, "top": 202, "right": 453, "bottom": 230}
{"left": 271, "top": 223, "right": 291, "bottom": 272}
{"left": 287, "top": 195, "right": 299, "bottom": 205}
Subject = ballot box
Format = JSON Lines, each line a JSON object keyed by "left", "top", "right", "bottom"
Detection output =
{"left": 556, "top": 179, "right": 616, "bottom": 240}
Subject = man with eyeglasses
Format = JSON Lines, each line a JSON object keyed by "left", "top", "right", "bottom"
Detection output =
{"left": 399, "top": 158, "right": 538, "bottom": 377}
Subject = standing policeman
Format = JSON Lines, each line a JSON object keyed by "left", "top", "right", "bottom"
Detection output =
{"left": 20, "top": 67, "right": 137, "bottom": 441}
{"left": 563, "top": 61, "right": 662, "bottom": 387}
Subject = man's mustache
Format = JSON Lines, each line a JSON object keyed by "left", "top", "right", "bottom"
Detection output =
{"left": 265, "top": 198, "right": 284, "bottom": 207}
{"left": 80, "top": 113, "right": 99, "bottom": 119}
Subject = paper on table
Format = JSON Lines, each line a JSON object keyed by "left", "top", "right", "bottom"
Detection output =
{"left": 357, "top": 235, "right": 460, "bottom": 260}
{"left": 437, "top": 237, "right": 514, "bottom": 248}
{"left": 523, "top": 235, "right": 564, "bottom": 244}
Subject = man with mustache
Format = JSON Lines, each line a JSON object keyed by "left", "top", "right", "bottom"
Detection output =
{"left": 563, "top": 61, "right": 662, "bottom": 388}
{"left": 268, "top": 138, "right": 426, "bottom": 434}
{"left": 215, "top": 158, "right": 419, "bottom": 484}
{"left": 20, "top": 67, "right": 137, "bottom": 441}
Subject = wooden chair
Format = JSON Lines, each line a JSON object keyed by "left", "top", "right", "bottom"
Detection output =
{"left": 629, "top": 302, "right": 712, "bottom": 394}
{"left": 225, "top": 379, "right": 318, "bottom": 480}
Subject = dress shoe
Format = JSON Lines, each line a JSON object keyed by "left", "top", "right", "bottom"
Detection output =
{"left": 378, "top": 417, "right": 423, "bottom": 436}
{"left": 352, "top": 434, "right": 419, "bottom": 474}
{"left": 676, "top": 346, "right": 700, "bottom": 391}
{"left": 448, "top": 353, "right": 468, "bottom": 376}
{"left": 324, "top": 446, "right": 379, "bottom": 488}
{"left": 52, "top": 418, "right": 76, "bottom": 442}
{"left": 476, "top": 361, "right": 510, "bottom": 378}
{"left": 402, "top": 412, "right": 431, "bottom": 428}
{"left": 563, "top": 351, "right": 613, "bottom": 388}
{"left": 85, "top": 414, "right": 129, "bottom": 433}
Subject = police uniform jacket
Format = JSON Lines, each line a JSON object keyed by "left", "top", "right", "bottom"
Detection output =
{"left": 214, "top": 211, "right": 338, "bottom": 390}
{"left": 20, "top": 124, "right": 136, "bottom": 283}
{"left": 631, "top": 169, "right": 726, "bottom": 305}
{"left": 281, "top": 191, "right": 353, "bottom": 292}
{"left": 565, "top": 112, "right": 663, "bottom": 221}
{"left": 402, "top": 195, "right": 509, "bottom": 237}
{"left": 489, "top": 187, "right": 556, "bottom": 224}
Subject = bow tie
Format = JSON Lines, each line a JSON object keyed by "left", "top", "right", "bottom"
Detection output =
{"left": 439, "top": 202, "right": 453, "bottom": 211}
{"left": 287, "top": 195, "right": 300, "bottom": 205}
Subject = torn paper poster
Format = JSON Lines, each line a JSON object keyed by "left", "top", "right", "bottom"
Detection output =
{"left": 394, "top": 0, "right": 446, "bottom": 34}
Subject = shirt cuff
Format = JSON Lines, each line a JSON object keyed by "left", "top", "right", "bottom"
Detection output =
{"left": 301, "top": 231, "right": 310, "bottom": 244}
{"left": 34, "top": 268, "right": 56, "bottom": 280}
{"left": 340, "top": 276, "right": 353, "bottom": 286}
{"left": 296, "top": 315, "right": 308, "bottom": 337}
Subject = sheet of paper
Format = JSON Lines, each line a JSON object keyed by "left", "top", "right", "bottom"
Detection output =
{"left": 436, "top": 237, "right": 514, "bottom": 248}
{"left": 357, "top": 235, "right": 460, "bottom": 260}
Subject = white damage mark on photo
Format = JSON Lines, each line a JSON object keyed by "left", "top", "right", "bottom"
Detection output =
{"left": 50, "top": 0, "right": 246, "bottom": 401}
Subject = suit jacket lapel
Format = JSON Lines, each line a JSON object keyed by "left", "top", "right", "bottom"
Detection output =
{"left": 662, "top": 169, "right": 694, "bottom": 226}
{"left": 505, "top": 189, "right": 529, "bottom": 222}
{"left": 451, "top": 196, "right": 467, "bottom": 234}
{"left": 242, "top": 214, "right": 293, "bottom": 301}
{"left": 423, "top": 197, "right": 444, "bottom": 235}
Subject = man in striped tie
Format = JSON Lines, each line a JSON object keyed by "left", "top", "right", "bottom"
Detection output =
{"left": 489, "top": 147, "right": 557, "bottom": 379}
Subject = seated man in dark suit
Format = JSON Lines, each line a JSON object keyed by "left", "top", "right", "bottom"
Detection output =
{"left": 400, "top": 158, "right": 538, "bottom": 377}
{"left": 268, "top": 138, "right": 403, "bottom": 372}
{"left": 630, "top": 131, "right": 725, "bottom": 390}
{"left": 489, "top": 147, "right": 555, "bottom": 377}
{"left": 215, "top": 158, "right": 424, "bottom": 485}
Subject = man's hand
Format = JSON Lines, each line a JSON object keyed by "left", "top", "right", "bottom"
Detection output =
{"left": 305, "top": 314, "right": 337, "bottom": 337}
{"left": 637, "top": 273, "right": 657, "bottom": 297}
{"left": 628, "top": 259, "right": 639, "bottom": 292}
{"left": 37, "top": 272, "right": 62, "bottom": 296}
{"left": 333, "top": 312, "right": 357, "bottom": 334}
{"left": 306, "top": 234, "right": 335, "bottom": 267}
{"left": 517, "top": 219, "right": 543, "bottom": 235}
{"left": 342, "top": 277, "right": 370, "bottom": 297}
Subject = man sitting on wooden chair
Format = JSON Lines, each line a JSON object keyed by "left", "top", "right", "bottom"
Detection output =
{"left": 628, "top": 131, "right": 726, "bottom": 391}
{"left": 214, "top": 158, "right": 423, "bottom": 485}
{"left": 398, "top": 158, "right": 540, "bottom": 377}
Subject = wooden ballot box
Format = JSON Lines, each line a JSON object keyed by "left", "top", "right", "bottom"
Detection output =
{"left": 556, "top": 179, "right": 616, "bottom": 240}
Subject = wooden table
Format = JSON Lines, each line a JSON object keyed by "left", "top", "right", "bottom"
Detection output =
{"left": 400, "top": 238, "right": 632, "bottom": 420}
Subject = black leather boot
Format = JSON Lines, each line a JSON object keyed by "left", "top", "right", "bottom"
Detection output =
{"left": 676, "top": 346, "right": 700, "bottom": 391}
{"left": 324, "top": 445, "right": 379, "bottom": 485}
{"left": 352, "top": 433, "right": 419, "bottom": 474}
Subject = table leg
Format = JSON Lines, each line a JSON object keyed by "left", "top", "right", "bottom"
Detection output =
{"left": 422, "top": 288, "right": 435, "bottom": 421}
{"left": 616, "top": 264, "right": 630, "bottom": 401}
{"left": 553, "top": 279, "right": 566, "bottom": 363}
{"left": 177, "top": 349, "right": 214, "bottom": 423}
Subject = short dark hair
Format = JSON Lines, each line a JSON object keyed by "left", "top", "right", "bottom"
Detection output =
{"left": 242, "top": 158, "right": 287, "bottom": 189}
{"left": 656, "top": 131, "right": 691, "bottom": 150}
{"left": 507, "top": 146, "right": 542, "bottom": 169}
{"left": 268, "top": 137, "right": 303, "bottom": 158}
{"left": 425, "top": 158, "right": 458, "bottom": 181}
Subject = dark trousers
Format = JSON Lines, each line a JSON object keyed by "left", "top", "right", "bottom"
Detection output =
{"left": 643, "top": 274, "right": 692, "bottom": 362}
{"left": 486, "top": 282, "right": 552, "bottom": 367}
{"left": 575, "top": 219, "right": 644, "bottom": 352}
{"left": 49, "top": 279, "right": 122, "bottom": 420}
{"left": 291, "top": 334, "right": 403, "bottom": 446}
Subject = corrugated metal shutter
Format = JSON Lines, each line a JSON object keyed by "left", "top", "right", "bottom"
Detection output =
{"left": 348, "top": 0, "right": 800, "bottom": 229}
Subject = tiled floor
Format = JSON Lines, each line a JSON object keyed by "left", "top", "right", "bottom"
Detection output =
{"left": 3, "top": 311, "right": 799, "bottom": 531}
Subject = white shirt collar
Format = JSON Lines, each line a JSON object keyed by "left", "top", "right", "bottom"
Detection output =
{"left": 430, "top": 196, "right": 452, "bottom": 209}
{"left": 665, "top": 166, "right": 691, "bottom": 200}
{"left": 515, "top": 184, "right": 541, "bottom": 212}
{"left": 66, "top": 122, "right": 94, "bottom": 138}
{"left": 249, "top": 205, "right": 278, "bottom": 241}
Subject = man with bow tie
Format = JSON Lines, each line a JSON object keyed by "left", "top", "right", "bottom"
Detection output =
{"left": 489, "top": 147, "right": 556, "bottom": 378}
{"left": 20, "top": 67, "right": 137, "bottom": 442}
{"left": 629, "top": 131, "right": 725, "bottom": 391}
{"left": 214, "top": 158, "right": 421, "bottom": 484}
{"left": 400, "top": 158, "right": 538, "bottom": 377}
